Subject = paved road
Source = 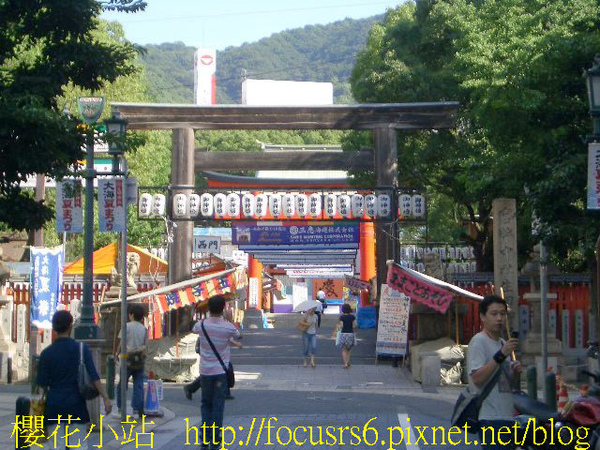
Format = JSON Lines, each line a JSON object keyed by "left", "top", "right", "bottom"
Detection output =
{"left": 0, "top": 326, "right": 474, "bottom": 450}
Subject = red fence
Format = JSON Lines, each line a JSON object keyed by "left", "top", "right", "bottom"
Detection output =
{"left": 455, "top": 282, "right": 591, "bottom": 348}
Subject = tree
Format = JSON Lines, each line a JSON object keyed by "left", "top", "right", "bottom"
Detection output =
{"left": 0, "top": 0, "right": 139, "bottom": 231}
{"left": 350, "top": 0, "right": 600, "bottom": 271}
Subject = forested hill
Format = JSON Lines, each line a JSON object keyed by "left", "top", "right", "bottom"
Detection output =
{"left": 140, "top": 15, "right": 384, "bottom": 104}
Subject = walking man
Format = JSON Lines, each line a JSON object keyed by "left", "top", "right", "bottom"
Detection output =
{"left": 193, "top": 295, "right": 241, "bottom": 449}
{"left": 116, "top": 303, "right": 148, "bottom": 417}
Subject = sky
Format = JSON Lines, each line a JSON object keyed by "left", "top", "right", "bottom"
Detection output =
{"left": 101, "top": 0, "right": 400, "bottom": 50}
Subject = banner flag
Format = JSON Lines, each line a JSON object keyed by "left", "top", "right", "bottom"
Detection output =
{"left": 30, "top": 247, "right": 64, "bottom": 329}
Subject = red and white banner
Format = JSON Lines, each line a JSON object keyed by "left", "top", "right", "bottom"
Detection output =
{"left": 56, "top": 180, "right": 83, "bottom": 233}
{"left": 98, "top": 178, "right": 125, "bottom": 232}
{"left": 386, "top": 262, "right": 455, "bottom": 314}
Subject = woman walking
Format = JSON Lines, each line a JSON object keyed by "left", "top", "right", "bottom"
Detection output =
{"left": 336, "top": 303, "right": 357, "bottom": 368}
{"left": 299, "top": 307, "right": 318, "bottom": 368}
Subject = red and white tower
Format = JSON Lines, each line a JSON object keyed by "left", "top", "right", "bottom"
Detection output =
{"left": 194, "top": 48, "right": 216, "bottom": 105}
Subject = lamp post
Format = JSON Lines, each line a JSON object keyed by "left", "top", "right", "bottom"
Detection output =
{"left": 104, "top": 114, "right": 130, "bottom": 422}
{"left": 74, "top": 97, "right": 105, "bottom": 340}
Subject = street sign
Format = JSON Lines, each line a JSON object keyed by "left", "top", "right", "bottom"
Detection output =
{"left": 98, "top": 178, "right": 126, "bottom": 232}
{"left": 77, "top": 97, "right": 105, "bottom": 125}
{"left": 193, "top": 236, "right": 221, "bottom": 254}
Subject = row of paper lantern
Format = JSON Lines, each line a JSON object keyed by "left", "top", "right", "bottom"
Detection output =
{"left": 400, "top": 246, "right": 475, "bottom": 261}
{"left": 138, "top": 192, "right": 419, "bottom": 220}
{"left": 402, "top": 261, "right": 478, "bottom": 273}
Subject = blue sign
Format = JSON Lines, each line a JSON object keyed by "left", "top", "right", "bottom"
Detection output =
{"left": 30, "top": 247, "right": 63, "bottom": 329}
{"left": 232, "top": 221, "right": 359, "bottom": 248}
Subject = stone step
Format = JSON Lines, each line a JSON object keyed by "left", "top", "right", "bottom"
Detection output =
{"left": 263, "top": 312, "right": 340, "bottom": 329}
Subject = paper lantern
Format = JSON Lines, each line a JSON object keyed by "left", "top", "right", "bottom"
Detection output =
{"left": 226, "top": 193, "right": 240, "bottom": 217}
{"left": 241, "top": 193, "right": 255, "bottom": 218}
{"left": 188, "top": 194, "right": 200, "bottom": 217}
{"left": 138, "top": 193, "right": 153, "bottom": 217}
{"left": 365, "top": 194, "right": 378, "bottom": 218}
{"left": 411, "top": 194, "right": 426, "bottom": 218}
{"left": 449, "top": 247, "right": 456, "bottom": 260}
{"left": 282, "top": 194, "right": 295, "bottom": 218}
{"left": 324, "top": 194, "right": 337, "bottom": 218}
{"left": 172, "top": 193, "right": 188, "bottom": 218}
{"left": 151, "top": 194, "right": 165, "bottom": 216}
{"left": 337, "top": 194, "right": 351, "bottom": 218}
{"left": 377, "top": 194, "right": 391, "bottom": 218}
{"left": 308, "top": 193, "right": 322, "bottom": 218}
{"left": 351, "top": 194, "right": 364, "bottom": 217}
{"left": 471, "top": 261, "right": 477, "bottom": 272}
{"left": 295, "top": 194, "right": 309, "bottom": 217}
{"left": 399, "top": 194, "right": 412, "bottom": 219}
{"left": 213, "top": 193, "right": 227, "bottom": 218}
{"left": 417, "top": 263, "right": 425, "bottom": 273}
{"left": 200, "top": 193, "right": 214, "bottom": 217}
{"left": 269, "top": 194, "right": 282, "bottom": 218}
{"left": 255, "top": 194, "right": 268, "bottom": 217}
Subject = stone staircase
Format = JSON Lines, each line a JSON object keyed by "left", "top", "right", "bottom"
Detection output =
{"left": 263, "top": 312, "right": 340, "bottom": 329}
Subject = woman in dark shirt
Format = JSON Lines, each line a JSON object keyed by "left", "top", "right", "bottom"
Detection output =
{"left": 336, "top": 303, "right": 357, "bottom": 368}
{"left": 37, "top": 311, "right": 112, "bottom": 425}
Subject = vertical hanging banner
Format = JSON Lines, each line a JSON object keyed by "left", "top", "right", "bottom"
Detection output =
{"left": 98, "top": 178, "right": 126, "bottom": 232}
{"left": 588, "top": 143, "right": 600, "bottom": 210}
{"left": 30, "top": 247, "right": 64, "bottom": 329}
{"left": 56, "top": 180, "right": 83, "bottom": 233}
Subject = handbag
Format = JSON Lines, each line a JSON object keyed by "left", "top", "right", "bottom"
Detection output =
{"left": 127, "top": 348, "right": 146, "bottom": 371}
{"left": 201, "top": 320, "right": 235, "bottom": 388}
{"left": 335, "top": 330, "right": 342, "bottom": 347}
{"left": 450, "top": 365, "right": 503, "bottom": 430}
{"left": 296, "top": 319, "right": 310, "bottom": 332}
{"left": 29, "top": 387, "right": 47, "bottom": 442}
{"left": 78, "top": 342, "right": 100, "bottom": 400}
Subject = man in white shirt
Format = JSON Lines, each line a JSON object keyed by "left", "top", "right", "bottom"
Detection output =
{"left": 116, "top": 303, "right": 148, "bottom": 417}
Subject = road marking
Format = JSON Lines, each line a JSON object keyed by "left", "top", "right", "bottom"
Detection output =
{"left": 397, "top": 411, "right": 421, "bottom": 450}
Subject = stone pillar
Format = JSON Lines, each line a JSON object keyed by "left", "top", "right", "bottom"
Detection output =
{"left": 374, "top": 127, "right": 398, "bottom": 292}
{"left": 492, "top": 198, "right": 519, "bottom": 332}
{"left": 169, "top": 128, "right": 195, "bottom": 284}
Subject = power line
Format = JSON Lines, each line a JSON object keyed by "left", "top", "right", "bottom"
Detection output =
{"left": 110, "top": 1, "right": 394, "bottom": 24}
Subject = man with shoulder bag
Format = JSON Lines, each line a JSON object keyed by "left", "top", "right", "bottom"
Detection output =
{"left": 192, "top": 295, "right": 242, "bottom": 450}
{"left": 460, "top": 295, "right": 524, "bottom": 450}
{"left": 116, "top": 303, "right": 148, "bottom": 418}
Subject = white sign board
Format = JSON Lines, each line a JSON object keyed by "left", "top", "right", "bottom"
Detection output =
{"left": 98, "top": 178, "right": 126, "bottom": 232}
{"left": 193, "top": 236, "right": 221, "bottom": 254}
{"left": 376, "top": 284, "right": 411, "bottom": 357}
{"left": 588, "top": 143, "right": 600, "bottom": 209}
{"left": 248, "top": 277, "right": 259, "bottom": 308}
{"left": 56, "top": 180, "right": 83, "bottom": 233}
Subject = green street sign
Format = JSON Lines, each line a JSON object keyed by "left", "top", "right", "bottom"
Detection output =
{"left": 77, "top": 97, "right": 105, "bottom": 125}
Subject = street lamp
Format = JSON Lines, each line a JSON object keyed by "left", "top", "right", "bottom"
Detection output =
{"left": 104, "top": 114, "right": 131, "bottom": 422}
{"left": 585, "top": 54, "right": 600, "bottom": 139}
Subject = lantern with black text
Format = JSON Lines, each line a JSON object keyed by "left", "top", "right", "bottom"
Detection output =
{"left": 269, "top": 194, "right": 282, "bottom": 218}
{"left": 296, "top": 194, "right": 308, "bottom": 217}
{"left": 241, "top": 193, "right": 255, "bottom": 218}
{"left": 338, "top": 194, "right": 351, "bottom": 218}
{"left": 377, "top": 194, "right": 391, "bottom": 218}
{"left": 214, "top": 193, "right": 227, "bottom": 218}
{"left": 173, "top": 193, "right": 188, "bottom": 218}
{"left": 411, "top": 194, "right": 425, "bottom": 218}
{"left": 189, "top": 194, "right": 200, "bottom": 217}
{"left": 351, "top": 194, "right": 364, "bottom": 217}
{"left": 282, "top": 194, "right": 295, "bottom": 218}
{"left": 200, "top": 193, "right": 214, "bottom": 217}
{"left": 255, "top": 194, "right": 268, "bottom": 218}
{"left": 365, "top": 194, "right": 377, "bottom": 218}
{"left": 308, "top": 193, "right": 322, "bottom": 218}
{"left": 139, "top": 193, "right": 153, "bottom": 217}
{"left": 324, "top": 194, "right": 337, "bottom": 218}
{"left": 226, "top": 193, "right": 240, "bottom": 217}
{"left": 399, "top": 194, "right": 412, "bottom": 219}
{"left": 151, "top": 194, "right": 166, "bottom": 216}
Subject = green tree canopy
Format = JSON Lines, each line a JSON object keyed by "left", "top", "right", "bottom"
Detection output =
{"left": 0, "top": 0, "right": 140, "bottom": 231}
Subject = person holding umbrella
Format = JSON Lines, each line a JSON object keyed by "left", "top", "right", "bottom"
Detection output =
{"left": 294, "top": 300, "right": 320, "bottom": 368}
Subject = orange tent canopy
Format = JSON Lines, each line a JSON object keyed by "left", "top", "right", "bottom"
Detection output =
{"left": 63, "top": 242, "right": 168, "bottom": 275}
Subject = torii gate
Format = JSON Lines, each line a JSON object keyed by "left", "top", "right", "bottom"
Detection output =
{"left": 111, "top": 103, "right": 459, "bottom": 293}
